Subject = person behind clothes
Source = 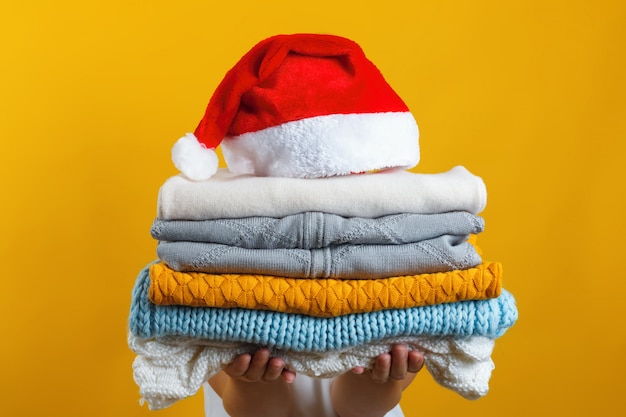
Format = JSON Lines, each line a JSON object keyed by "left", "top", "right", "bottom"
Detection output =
{"left": 204, "top": 344, "right": 424, "bottom": 417}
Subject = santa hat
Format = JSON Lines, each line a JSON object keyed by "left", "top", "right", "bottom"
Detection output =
{"left": 172, "top": 34, "right": 420, "bottom": 181}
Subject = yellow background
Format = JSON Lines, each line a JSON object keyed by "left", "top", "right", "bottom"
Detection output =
{"left": 1, "top": 1, "right": 625, "bottom": 416}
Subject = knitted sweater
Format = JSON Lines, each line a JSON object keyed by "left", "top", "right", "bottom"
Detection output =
{"left": 155, "top": 234, "right": 482, "bottom": 279}
{"left": 148, "top": 260, "right": 502, "bottom": 316}
{"left": 150, "top": 211, "right": 484, "bottom": 249}
{"left": 130, "top": 334, "right": 497, "bottom": 410}
{"left": 129, "top": 263, "right": 518, "bottom": 348}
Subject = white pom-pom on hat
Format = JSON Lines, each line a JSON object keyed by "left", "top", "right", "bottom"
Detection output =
{"left": 171, "top": 133, "right": 218, "bottom": 181}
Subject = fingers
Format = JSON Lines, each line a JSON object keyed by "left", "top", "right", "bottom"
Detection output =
{"left": 223, "top": 349, "right": 294, "bottom": 383}
{"left": 281, "top": 369, "right": 297, "bottom": 384}
{"left": 246, "top": 349, "right": 274, "bottom": 381}
{"left": 351, "top": 366, "right": 366, "bottom": 375}
{"left": 389, "top": 344, "right": 409, "bottom": 380}
{"left": 369, "top": 344, "right": 425, "bottom": 384}
{"left": 223, "top": 352, "right": 253, "bottom": 378}
{"left": 407, "top": 349, "right": 425, "bottom": 374}
{"left": 370, "top": 352, "right": 392, "bottom": 383}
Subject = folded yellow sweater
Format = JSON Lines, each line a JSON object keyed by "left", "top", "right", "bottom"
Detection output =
{"left": 149, "top": 261, "right": 502, "bottom": 317}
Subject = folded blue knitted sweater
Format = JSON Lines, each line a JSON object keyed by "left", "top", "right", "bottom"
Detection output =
{"left": 129, "top": 263, "right": 517, "bottom": 351}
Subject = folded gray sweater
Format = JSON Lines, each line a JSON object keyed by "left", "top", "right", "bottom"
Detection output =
{"left": 151, "top": 211, "right": 484, "bottom": 249}
{"left": 156, "top": 234, "right": 481, "bottom": 279}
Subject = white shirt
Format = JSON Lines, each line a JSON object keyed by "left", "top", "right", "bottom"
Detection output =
{"left": 203, "top": 375, "right": 404, "bottom": 417}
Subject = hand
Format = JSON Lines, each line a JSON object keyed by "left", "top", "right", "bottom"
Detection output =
{"left": 331, "top": 344, "right": 424, "bottom": 417}
{"left": 352, "top": 344, "right": 424, "bottom": 384}
{"left": 213, "top": 349, "right": 295, "bottom": 417}
{"left": 223, "top": 348, "right": 296, "bottom": 384}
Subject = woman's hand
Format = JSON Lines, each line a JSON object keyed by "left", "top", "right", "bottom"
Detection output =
{"left": 223, "top": 348, "right": 296, "bottom": 383}
{"left": 209, "top": 348, "right": 295, "bottom": 417}
{"left": 351, "top": 344, "right": 424, "bottom": 383}
{"left": 332, "top": 344, "right": 424, "bottom": 417}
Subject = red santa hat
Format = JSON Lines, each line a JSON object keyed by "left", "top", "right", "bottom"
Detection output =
{"left": 172, "top": 33, "right": 420, "bottom": 181}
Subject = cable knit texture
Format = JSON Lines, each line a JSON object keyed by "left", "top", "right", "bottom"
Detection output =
{"left": 150, "top": 211, "right": 485, "bottom": 249}
{"left": 155, "top": 234, "right": 481, "bottom": 279}
{"left": 130, "top": 263, "right": 518, "bottom": 348}
{"left": 129, "top": 334, "right": 496, "bottom": 410}
{"left": 148, "top": 260, "right": 502, "bottom": 316}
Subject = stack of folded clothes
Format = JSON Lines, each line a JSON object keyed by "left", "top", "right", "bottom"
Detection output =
{"left": 128, "top": 33, "right": 518, "bottom": 410}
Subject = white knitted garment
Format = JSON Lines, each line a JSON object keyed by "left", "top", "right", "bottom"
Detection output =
{"left": 129, "top": 334, "right": 495, "bottom": 410}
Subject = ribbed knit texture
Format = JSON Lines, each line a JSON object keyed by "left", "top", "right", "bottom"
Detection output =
{"left": 130, "top": 334, "right": 495, "bottom": 410}
{"left": 148, "top": 260, "right": 502, "bottom": 316}
{"left": 130, "top": 263, "right": 518, "bottom": 349}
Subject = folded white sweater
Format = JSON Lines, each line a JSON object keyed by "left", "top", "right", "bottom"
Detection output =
{"left": 157, "top": 166, "right": 487, "bottom": 220}
{"left": 130, "top": 334, "right": 496, "bottom": 410}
